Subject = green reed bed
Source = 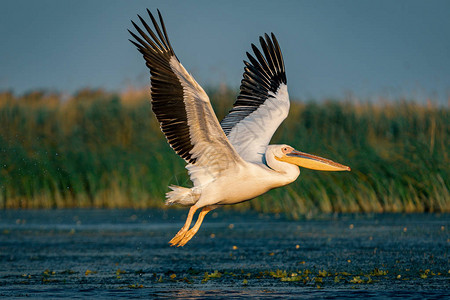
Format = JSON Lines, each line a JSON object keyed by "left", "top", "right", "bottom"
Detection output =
{"left": 0, "top": 88, "right": 448, "bottom": 215}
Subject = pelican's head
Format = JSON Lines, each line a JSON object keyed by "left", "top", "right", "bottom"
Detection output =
{"left": 267, "top": 144, "right": 351, "bottom": 172}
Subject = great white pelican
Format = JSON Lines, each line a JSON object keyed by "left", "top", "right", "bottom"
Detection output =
{"left": 129, "top": 10, "right": 350, "bottom": 247}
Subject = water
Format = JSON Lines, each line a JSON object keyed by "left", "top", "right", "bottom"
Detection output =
{"left": 0, "top": 209, "right": 448, "bottom": 299}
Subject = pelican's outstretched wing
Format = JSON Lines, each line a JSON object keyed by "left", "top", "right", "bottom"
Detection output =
{"left": 221, "top": 33, "right": 289, "bottom": 164}
{"left": 129, "top": 10, "right": 243, "bottom": 186}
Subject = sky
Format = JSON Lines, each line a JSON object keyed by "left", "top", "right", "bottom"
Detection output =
{"left": 1, "top": 0, "right": 449, "bottom": 103}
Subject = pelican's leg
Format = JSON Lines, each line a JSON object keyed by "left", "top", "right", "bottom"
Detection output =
{"left": 176, "top": 206, "right": 214, "bottom": 247}
{"left": 169, "top": 205, "right": 198, "bottom": 246}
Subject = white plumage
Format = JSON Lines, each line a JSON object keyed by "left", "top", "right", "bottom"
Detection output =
{"left": 130, "top": 9, "right": 350, "bottom": 246}
{"left": 227, "top": 84, "right": 290, "bottom": 163}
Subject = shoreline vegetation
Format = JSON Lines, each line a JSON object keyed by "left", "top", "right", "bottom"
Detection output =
{"left": 0, "top": 87, "right": 448, "bottom": 217}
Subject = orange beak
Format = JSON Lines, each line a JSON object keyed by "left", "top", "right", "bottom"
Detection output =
{"left": 276, "top": 150, "right": 351, "bottom": 171}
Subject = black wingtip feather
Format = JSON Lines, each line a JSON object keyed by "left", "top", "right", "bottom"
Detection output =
{"left": 220, "top": 33, "right": 287, "bottom": 136}
{"left": 129, "top": 9, "right": 196, "bottom": 164}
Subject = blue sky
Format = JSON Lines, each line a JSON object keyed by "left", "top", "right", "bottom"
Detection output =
{"left": 1, "top": 0, "right": 449, "bottom": 103}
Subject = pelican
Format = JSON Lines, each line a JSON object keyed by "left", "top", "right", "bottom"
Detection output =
{"left": 129, "top": 10, "right": 350, "bottom": 247}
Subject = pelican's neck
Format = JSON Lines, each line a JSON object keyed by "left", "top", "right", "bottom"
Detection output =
{"left": 265, "top": 150, "right": 300, "bottom": 185}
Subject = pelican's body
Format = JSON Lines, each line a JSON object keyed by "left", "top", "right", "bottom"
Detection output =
{"left": 129, "top": 10, "right": 350, "bottom": 246}
{"left": 193, "top": 154, "right": 299, "bottom": 207}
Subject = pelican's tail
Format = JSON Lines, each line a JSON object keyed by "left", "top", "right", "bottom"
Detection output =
{"left": 165, "top": 185, "right": 199, "bottom": 206}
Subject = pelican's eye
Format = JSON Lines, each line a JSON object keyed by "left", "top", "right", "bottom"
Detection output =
{"left": 282, "top": 147, "right": 290, "bottom": 154}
